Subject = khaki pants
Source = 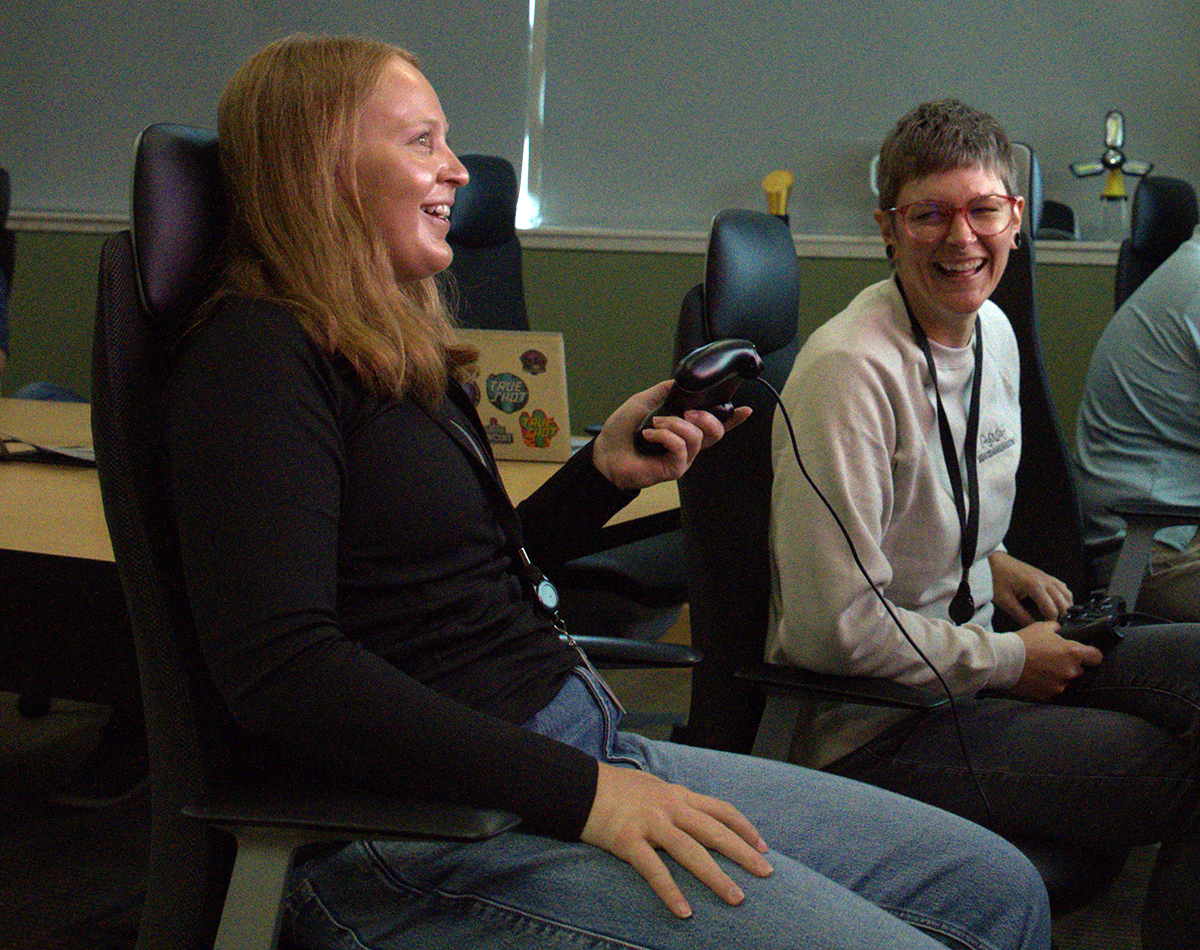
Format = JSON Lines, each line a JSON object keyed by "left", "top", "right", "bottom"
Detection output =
{"left": 1139, "top": 528, "right": 1200, "bottom": 623}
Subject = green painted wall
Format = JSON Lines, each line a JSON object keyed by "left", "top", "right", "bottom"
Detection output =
{"left": 5, "top": 230, "right": 109, "bottom": 401}
{"left": 4, "top": 229, "right": 1114, "bottom": 441}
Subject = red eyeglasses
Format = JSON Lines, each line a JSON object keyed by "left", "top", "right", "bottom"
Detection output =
{"left": 887, "top": 195, "right": 1020, "bottom": 241}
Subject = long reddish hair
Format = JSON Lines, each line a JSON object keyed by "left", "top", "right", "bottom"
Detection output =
{"left": 213, "top": 33, "right": 475, "bottom": 405}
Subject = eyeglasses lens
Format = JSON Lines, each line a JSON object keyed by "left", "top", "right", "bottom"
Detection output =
{"left": 903, "top": 198, "right": 1013, "bottom": 240}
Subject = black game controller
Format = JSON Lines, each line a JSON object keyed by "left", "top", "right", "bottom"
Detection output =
{"left": 634, "top": 339, "right": 763, "bottom": 455}
{"left": 1059, "top": 593, "right": 1126, "bottom": 651}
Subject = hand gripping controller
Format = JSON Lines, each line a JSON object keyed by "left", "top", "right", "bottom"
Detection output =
{"left": 1059, "top": 593, "right": 1125, "bottom": 651}
{"left": 634, "top": 339, "right": 763, "bottom": 455}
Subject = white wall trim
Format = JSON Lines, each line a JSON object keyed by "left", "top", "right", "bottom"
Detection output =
{"left": 1034, "top": 241, "right": 1121, "bottom": 266}
{"left": 9, "top": 210, "right": 1121, "bottom": 265}
{"left": 9, "top": 210, "right": 128, "bottom": 234}
{"left": 520, "top": 226, "right": 1120, "bottom": 265}
{"left": 521, "top": 226, "right": 891, "bottom": 258}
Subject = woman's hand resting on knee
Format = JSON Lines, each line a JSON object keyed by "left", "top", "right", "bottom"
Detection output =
{"left": 581, "top": 761, "right": 773, "bottom": 919}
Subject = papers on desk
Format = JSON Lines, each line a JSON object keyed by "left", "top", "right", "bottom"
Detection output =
{"left": 1, "top": 437, "right": 96, "bottom": 467}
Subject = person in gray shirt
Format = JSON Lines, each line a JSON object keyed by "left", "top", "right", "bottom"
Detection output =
{"left": 1075, "top": 224, "right": 1200, "bottom": 622}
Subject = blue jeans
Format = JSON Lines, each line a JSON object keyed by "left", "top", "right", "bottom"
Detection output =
{"left": 827, "top": 621, "right": 1200, "bottom": 949}
{"left": 285, "top": 669, "right": 1049, "bottom": 950}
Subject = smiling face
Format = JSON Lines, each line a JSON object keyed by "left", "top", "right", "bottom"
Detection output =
{"left": 876, "top": 165, "right": 1023, "bottom": 347}
{"left": 353, "top": 57, "right": 468, "bottom": 282}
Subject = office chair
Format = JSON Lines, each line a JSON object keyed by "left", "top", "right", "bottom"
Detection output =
{"left": 675, "top": 208, "right": 1126, "bottom": 915}
{"left": 1114, "top": 175, "right": 1198, "bottom": 310}
{"left": 445, "top": 153, "right": 692, "bottom": 652}
{"left": 670, "top": 209, "right": 934, "bottom": 753}
{"left": 1035, "top": 200, "right": 1078, "bottom": 241}
{"left": 443, "top": 153, "right": 529, "bottom": 331}
{"left": 92, "top": 123, "right": 522, "bottom": 950}
{"left": 991, "top": 233, "right": 1093, "bottom": 602}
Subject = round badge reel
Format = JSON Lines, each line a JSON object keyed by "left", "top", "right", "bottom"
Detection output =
{"left": 536, "top": 577, "right": 560, "bottom": 613}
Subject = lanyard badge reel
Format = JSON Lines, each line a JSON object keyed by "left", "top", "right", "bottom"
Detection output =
{"left": 515, "top": 548, "right": 626, "bottom": 715}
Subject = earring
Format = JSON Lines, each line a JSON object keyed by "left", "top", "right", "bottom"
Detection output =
{"left": 1013, "top": 231, "right": 1023, "bottom": 248}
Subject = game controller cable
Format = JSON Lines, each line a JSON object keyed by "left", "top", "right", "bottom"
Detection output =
{"left": 759, "top": 375, "right": 996, "bottom": 829}
{"left": 763, "top": 374, "right": 998, "bottom": 825}
{"left": 635, "top": 338, "right": 996, "bottom": 826}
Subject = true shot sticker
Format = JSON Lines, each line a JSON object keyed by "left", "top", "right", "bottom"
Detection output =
{"left": 486, "top": 372, "right": 530, "bottom": 414}
{"left": 456, "top": 328, "right": 571, "bottom": 461}
{"left": 519, "top": 409, "right": 560, "bottom": 449}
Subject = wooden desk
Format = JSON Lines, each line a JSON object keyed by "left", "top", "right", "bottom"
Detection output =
{"left": 0, "top": 399, "right": 112, "bottom": 561}
{"left": 0, "top": 399, "right": 137, "bottom": 710}
{"left": 0, "top": 399, "right": 678, "bottom": 564}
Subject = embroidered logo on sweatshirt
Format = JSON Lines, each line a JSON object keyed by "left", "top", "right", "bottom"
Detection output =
{"left": 978, "top": 424, "right": 1016, "bottom": 462}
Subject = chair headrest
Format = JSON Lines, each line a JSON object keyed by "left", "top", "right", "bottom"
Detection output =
{"left": 1130, "top": 175, "right": 1199, "bottom": 262}
{"left": 131, "top": 123, "right": 227, "bottom": 330}
{"left": 0, "top": 168, "right": 9, "bottom": 224}
{"left": 448, "top": 154, "right": 518, "bottom": 249}
{"left": 704, "top": 209, "right": 799, "bottom": 356}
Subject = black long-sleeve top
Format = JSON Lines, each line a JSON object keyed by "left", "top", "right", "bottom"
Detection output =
{"left": 165, "top": 297, "right": 636, "bottom": 840}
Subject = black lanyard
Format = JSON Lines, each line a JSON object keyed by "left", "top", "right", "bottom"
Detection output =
{"left": 440, "top": 390, "right": 559, "bottom": 616}
{"left": 434, "top": 387, "right": 626, "bottom": 712}
{"left": 896, "top": 278, "right": 983, "bottom": 625}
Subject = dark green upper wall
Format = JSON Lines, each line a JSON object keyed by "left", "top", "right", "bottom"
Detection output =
{"left": 5, "top": 229, "right": 108, "bottom": 401}
{"left": 523, "top": 246, "right": 1113, "bottom": 440}
{"left": 4, "top": 229, "right": 1114, "bottom": 441}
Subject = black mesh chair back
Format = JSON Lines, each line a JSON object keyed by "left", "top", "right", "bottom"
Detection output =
{"left": 990, "top": 237, "right": 1092, "bottom": 606}
{"left": 444, "top": 154, "right": 529, "bottom": 330}
{"left": 1115, "top": 175, "right": 1199, "bottom": 309}
{"left": 94, "top": 224, "right": 237, "bottom": 950}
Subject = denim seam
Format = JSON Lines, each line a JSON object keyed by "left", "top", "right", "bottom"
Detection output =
{"left": 294, "top": 881, "right": 375, "bottom": 950}
{"left": 883, "top": 904, "right": 998, "bottom": 950}
{"left": 572, "top": 668, "right": 644, "bottom": 769}
{"left": 336, "top": 848, "right": 662, "bottom": 950}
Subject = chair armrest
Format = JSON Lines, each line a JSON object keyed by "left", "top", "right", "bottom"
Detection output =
{"left": 736, "top": 662, "right": 949, "bottom": 710}
{"left": 1109, "top": 500, "right": 1200, "bottom": 524}
{"left": 557, "top": 526, "right": 686, "bottom": 607}
{"left": 572, "top": 634, "right": 702, "bottom": 669}
{"left": 591, "top": 508, "right": 682, "bottom": 552}
{"left": 184, "top": 785, "right": 520, "bottom": 841}
{"left": 1105, "top": 501, "right": 1200, "bottom": 605}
